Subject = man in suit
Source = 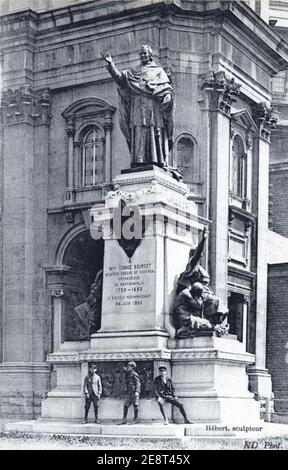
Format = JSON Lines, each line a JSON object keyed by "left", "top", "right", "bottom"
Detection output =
{"left": 83, "top": 365, "right": 102, "bottom": 424}
{"left": 153, "top": 366, "right": 192, "bottom": 425}
{"left": 119, "top": 361, "right": 141, "bottom": 425}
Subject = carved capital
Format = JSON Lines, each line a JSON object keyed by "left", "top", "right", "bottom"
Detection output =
{"left": 51, "top": 288, "right": 65, "bottom": 298}
{"left": 199, "top": 71, "right": 241, "bottom": 115}
{"left": 252, "top": 102, "right": 278, "bottom": 141}
{"left": 0, "top": 86, "right": 51, "bottom": 126}
{"left": 65, "top": 118, "right": 75, "bottom": 137}
{"left": 104, "top": 111, "right": 113, "bottom": 131}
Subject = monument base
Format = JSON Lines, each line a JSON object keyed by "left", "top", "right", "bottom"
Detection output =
{"left": 41, "top": 336, "right": 260, "bottom": 423}
{"left": 40, "top": 167, "right": 260, "bottom": 424}
{"left": 90, "top": 329, "right": 169, "bottom": 350}
{"left": 247, "top": 366, "right": 273, "bottom": 399}
{"left": 170, "top": 336, "right": 260, "bottom": 423}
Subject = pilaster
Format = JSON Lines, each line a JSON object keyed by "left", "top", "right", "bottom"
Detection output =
{"left": 248, "top": 102, "right": 278, "bottom": 398}
{"left": 199, "top": 71, "right": 241, "bottom": 307}
{"left": 0, "top": 86, "right": 51, "bottom": 363}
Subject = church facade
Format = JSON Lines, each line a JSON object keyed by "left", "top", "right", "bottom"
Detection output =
{"left": 1, "top": 0, "right": 288, "bottom": 419}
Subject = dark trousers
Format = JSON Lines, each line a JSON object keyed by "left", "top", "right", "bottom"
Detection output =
{"left": 123, "top": 393, "right": 139, "bottom": 420}
{"left": 158, "top": 395, "right": 188, "bottom": 421}
{"left": 84, "top": 392, "right": 99, "bottom": 420}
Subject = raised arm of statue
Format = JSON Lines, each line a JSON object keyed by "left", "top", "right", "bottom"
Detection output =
{"left": 101, "top": 52, "right": 124, "bottom": 87}
{"left": 185, "top": 227, "right": 208, "bottom": 275}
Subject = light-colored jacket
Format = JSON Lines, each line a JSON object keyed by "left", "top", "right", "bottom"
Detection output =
{"left": 84, "top": 373, "right": 102, "bottom": 396}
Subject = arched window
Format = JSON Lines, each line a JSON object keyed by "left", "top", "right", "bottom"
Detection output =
{"left": 62, "top": 97, "right": 115, "bottom": 203}
{"left": 230, "top": 135, "right": 247, "bottom": 199}
{"left": 175, "top": 135, "right": 195, "bottom": 183}
{"left": 81, "top": 127, "right": 104, "bottom": 187}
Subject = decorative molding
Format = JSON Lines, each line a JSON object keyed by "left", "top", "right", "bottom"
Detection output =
{"left": 229, "top": 205, "right": 256, "bottom": 231}
{"left": 65, "top": 119, "right": 75, "bottom": 137}
{"left": 231, "top": 108, "right": 258, "bottom": 133}
{"left": 54, "top": 223, "right": 87, "bottom": 265}
{"left": 228, "top": 265, "right": 256, "bottom": 281}
{"left": 65, "top": 210, "right": 75, "bottom": 224}
{"left": 106, "top": 180, "right": 196, "bottom": 213}
{"left": 64, "top": 188, "right": 76, "bottom": 205}
{"left": 62, "top": 98, "right": 116, "bottom": 127}
{"left": 269, "top": 161, "right": 288, "bottom": 173}
{"left": 79, "top": 351, "right": 171, "bottom": 361}
{"left": 104, "top": 111, "right": 114, "bottom": 131}
{"left": 0, "top": 86, "right": 51, "bottom": 126}
{"left": 246, "top": 133, "right": 253, "bottom": 149}
{"left": 172, "top": 350, "right": 218, "bottom": 360}
{"left": 47, "top": 354, "right": 79, "bottom": 363}
{"left": 44, "top": 265, "right": 72, "bottom": 274}
{"left": 252, "top": 102, "right": 278, "bottom": 141}
{"left": 115, "top": 169, "right": 189, "bottom": 195}
{"left": 199, "top": 71, "right": 241, "bottom": 116}
{"left": 47, "top": 349, "right": 171, "bottom": 363}
{"left": 228, "top": 229, "right": 248, "bottom": 267}
{"left": 171, "top": 349, "right": 254, "bottom": 364}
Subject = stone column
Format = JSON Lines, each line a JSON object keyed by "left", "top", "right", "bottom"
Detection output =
{"left": 104, "top": 111, "right": 113, "bottom": 184}
{"left": 64, "top": 119, "right": 75, "bottom": 204}
{"left": 248, "top": 103, "right": 277, "bottom": 398}
{"left": 51, "top": 288, "right": 65, "bottom": 352}
{"left": 200, "top": 71, "right": 241, "bottom": 305}
{"left": 32, "top": 89, "right": 51, "bottom": 363}
{"left": 0, "top": 86, "right": 51, "bottom": 417}
{"left": 242, "top": 297, "right": 249, "bottom": 349}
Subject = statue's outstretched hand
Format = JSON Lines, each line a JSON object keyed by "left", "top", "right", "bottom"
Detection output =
{"left": 101, "top": 52, "right": 113, "bottom": 64}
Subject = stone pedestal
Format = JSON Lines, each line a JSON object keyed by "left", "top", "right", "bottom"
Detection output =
{"left": 170, "top": 336, "right": 260, "bottom": 423}
{"left": 90, "top": 165, "right": 204, "bottom": 351}
{"left": 41, "top": 167, "right": 260, "bottom": 424}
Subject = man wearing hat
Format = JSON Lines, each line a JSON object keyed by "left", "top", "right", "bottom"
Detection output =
{"left": 83, "top": 365, "right": 102, "bottom": 424}
{"left": 119, "top": 361, "right": 141, "bottom": 425}
{"left": 153, "top": 366, "right": 192, "bottom": 425}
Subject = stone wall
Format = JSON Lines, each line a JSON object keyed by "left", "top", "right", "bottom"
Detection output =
{"left": 269, "top": 123, "right": 288, "bottom": 237}
{"left": 269, "top": 163, "right": 288, "bottom": 236}
{"left": 267, "top": 263, "right": 288, "bottom": 413}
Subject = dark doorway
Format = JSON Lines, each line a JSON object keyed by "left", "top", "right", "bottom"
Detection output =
{"left": 228, "top": 292, "right": 246, "bottom": 343}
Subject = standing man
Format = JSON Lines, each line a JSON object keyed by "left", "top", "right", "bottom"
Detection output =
{"left": 83, "top": 365, "right": 102, "bottom": 424}
{"left": 119, "top": 361, "right": 141, "bottom": 425}
{"left": 153, "top": 366, "right": 193, "bottom": 425}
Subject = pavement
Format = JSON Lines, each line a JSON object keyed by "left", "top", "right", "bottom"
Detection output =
{"left": 1, "top": 419, "right": 288, "bottom": 450}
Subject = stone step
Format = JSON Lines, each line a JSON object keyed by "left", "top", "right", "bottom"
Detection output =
{"left": 3, "top": 420, "right": 237, "bottom": 437}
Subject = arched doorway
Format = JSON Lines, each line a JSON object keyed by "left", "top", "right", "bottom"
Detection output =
{"left": 52, "top": 229, "right": 104, "bottom": 344}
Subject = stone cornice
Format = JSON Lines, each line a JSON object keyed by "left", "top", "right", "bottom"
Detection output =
{"left": 0, "top": 85, "right": 51, "bottom": 126}
{"left": 171, "top": 348, "right": 255, "bottom": 364}
{"left": 1, "top": 2, "right": 287, "bottom": 92}
{"left": 47, "top": 348, "right": 172, "bottom": 363}
{"left": 269, "top": 161, "right": 288, "bottom": 173}
{"left": 0, "top": 1, "right": 287, "bottom": 69}
{"left": 229, "top": 205, "right": 256, "bottom": 229}
{"left": 228, "top": 265, "right": 256, "bottom": 281}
